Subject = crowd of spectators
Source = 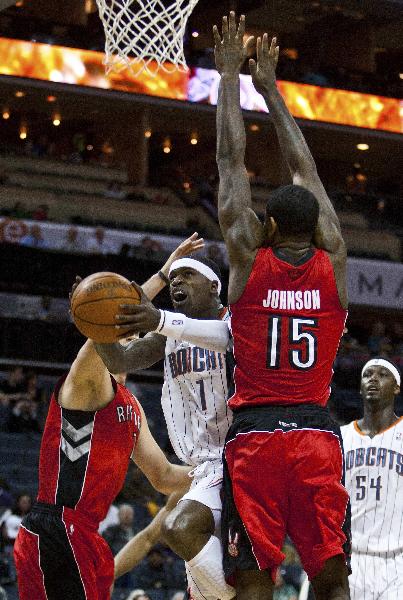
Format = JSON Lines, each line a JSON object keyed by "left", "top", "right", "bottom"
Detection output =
{"left": 0, "top": 366, "right": 44, "bottom": 433}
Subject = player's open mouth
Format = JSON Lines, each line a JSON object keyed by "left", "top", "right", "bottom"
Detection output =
{"left": 172, "top": 290, "right": 188, "bottom": 304}
{"left": 367, "top": 386, "right": 379, "bottom": 392}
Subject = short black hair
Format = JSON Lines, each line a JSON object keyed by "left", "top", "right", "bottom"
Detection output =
{"left": 266, "top": 184, "right": 319, "bottom": 237}
{"left": 183, "top": 255, "right": 222, "bottom": 283}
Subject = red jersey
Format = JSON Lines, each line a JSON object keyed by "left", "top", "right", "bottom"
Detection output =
{"left": 229, "top": 247, "right": 347, "bottom": 409}
{"left": 37, "top": 376, "right": 141, "bottom": 527}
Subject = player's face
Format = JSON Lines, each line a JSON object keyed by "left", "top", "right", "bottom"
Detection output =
{"left": 360, "top": 365, "right": 399, "bottom": 404}
{"left": 169, "top": 267, "right": 214, "bottom": 316}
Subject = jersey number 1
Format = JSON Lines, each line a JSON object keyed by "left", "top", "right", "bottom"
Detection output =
{"left": 267, "top": 316, "right": 318, "bottom": 370}
{"left": 196, "top": 379, "right": 207, "bottom": 411}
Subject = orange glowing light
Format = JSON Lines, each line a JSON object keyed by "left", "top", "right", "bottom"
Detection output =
{"left": 0, "top": 37, "right": 401, "bottom": 134}
{"left": 47, "top": 95, "right": 57, "bottom": 102}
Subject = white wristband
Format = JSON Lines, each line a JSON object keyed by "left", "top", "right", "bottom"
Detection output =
{"left": 155, "top": 310, "right": 166, "bottom": 333}
{"left": 155, "top": 310, "right": 186, "bottom": 338}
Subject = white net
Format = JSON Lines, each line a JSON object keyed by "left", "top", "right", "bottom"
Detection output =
{"left": 96, "top": 0, "right": 200, "bottom": 76}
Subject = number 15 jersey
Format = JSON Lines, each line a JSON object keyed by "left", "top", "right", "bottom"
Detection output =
{"left": 229, "top": 247, "right": 347, "bottom": 409}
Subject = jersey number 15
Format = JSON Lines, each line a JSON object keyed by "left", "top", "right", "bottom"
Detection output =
{"left": 267, "top": 316, "right": 318, "bottom": 370}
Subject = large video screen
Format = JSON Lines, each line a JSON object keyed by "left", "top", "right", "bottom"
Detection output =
{"left": 0, "top": 37, "right": 402, "bottom": 134}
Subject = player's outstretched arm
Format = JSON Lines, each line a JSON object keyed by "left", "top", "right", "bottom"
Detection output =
{"left": 59, "top": 340, "right": 113, "bottom": 410}
{"left": 142, "top": 233, "right": 204, "bottom": 299}
{"left": 114, "top": 492, "right": 182, "bottom": 579}
{"left": 250, "top": 34, "right": 347, "bottom": 306}
{"left": 249, "top": 36, "right": 345, "bottom": 252}
{"left": 133, "top": 403, "right": 191, "bottom": 496}
{"left": 114, "top": 283, "right": 230, "bottom": 353}
{"left": 94, "top": 333, "right": 166, "bottom": 375}
{"left": 214, "top": 12, "right": 263, "bottom": 268}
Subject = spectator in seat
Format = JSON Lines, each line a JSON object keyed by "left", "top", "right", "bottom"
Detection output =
{"left": 32, "top": 204, "right": 49, "bottom": 222}
{"left": 134, "top": 546, "right": 185, "bottom": 596}
{"left": 9, "top": 202, "right": 29, "bottom": 219}
{"left": 87, "top": 226, "right": 114, "bottom": 255}
{"left": 104, "top": 181, "right": 126, "bottom": 200}
{"left": 8, "top": 395, "right": 41, "bottom": 433}
{"left": 2, "top": 494, "right": 32, "bottom": 547}
{"left": 20, "top": 224, "right": 48, "bottom": 249}
{"left": 273, "top": 567, "right": 298, "bottom": 600}
{"left": 368, "top": 321, "right": 389, "bottom": 356}
{"left": 0, "top": 367, "right": 25, "bottom": 406}
{"left": 126, "top": 591, "right": 151, "bottom": 600}
{"left": 60, "top": 226, "right": 87, "bottom": 254}
{"left": 103, "top": 504, "right": 136, "bottom": 557}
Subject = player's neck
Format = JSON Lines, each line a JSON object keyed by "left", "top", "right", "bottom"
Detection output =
{"left": 358, "top": 404, "right": 398, "bottom": 437}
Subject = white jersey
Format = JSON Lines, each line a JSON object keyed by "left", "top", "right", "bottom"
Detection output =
{"left": 341, "top": 418, "right": 403, "bottom": 555}
{"left": 161, "top": 310, "right": 233, "bottom": 466}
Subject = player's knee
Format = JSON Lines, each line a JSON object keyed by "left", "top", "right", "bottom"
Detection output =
{"left": 162, "top": 509, "right": 191, "bottom": 547}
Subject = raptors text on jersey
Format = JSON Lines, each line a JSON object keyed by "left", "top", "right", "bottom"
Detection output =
{"left": 37, "top": 376, "right": 141, "bottom": 527}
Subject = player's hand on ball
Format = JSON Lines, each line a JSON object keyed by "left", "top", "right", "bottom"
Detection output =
{"left": 249, "top": 34, "right": 279, "bottom": 95}
{"left": 116, "top": 282, "right": 161, "bottom": 337}
{"left": 213, "top": 12, "right": 254, "bottom": 76}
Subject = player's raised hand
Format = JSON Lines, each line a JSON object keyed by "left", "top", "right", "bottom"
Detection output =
{"left": 249, "top": 34, "right": 279, "bottom": 95}
{"left": 213, "top": 12, "right": 254, "bottom": 76}
{"left": 115, "top": 281, "right": 161, "bottom": 337}
{"left": 158, "top": 232, "right": 204, "bottom": 284}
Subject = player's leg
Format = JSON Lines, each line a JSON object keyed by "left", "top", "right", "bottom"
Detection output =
{"left": 235, "top": 570, "right": 274, "bottom": 600}
{"left": 162, "top": 464, "right": 235, "bottom": 600}
{"left": 222, "top": 429, "right": 286, "bottom": 600}
{"left": 163, "top": 498, "right": 214, "bottom": 561}
{"left": 311, "top": 555, "right": 350, "bottom": 600}
{"left": 14, "top": 510, "right": 89, "bottom": 600}
{"left": 287, "top": 414, "right": 351, "bottom": 600}
{"left": 62, "top": 509, "right": 114, "bottom": 600}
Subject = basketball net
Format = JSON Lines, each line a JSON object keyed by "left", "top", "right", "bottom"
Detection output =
{"left": 95, "top": 0, "right": 200, "bottom": 76}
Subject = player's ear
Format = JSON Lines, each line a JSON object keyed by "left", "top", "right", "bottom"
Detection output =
{"left": 264, "top": 216, "right": 277, "bottom": 242}
{"left": 393, "top": 384, "right": 400, "bottom": 396}
{"left": 211, "top": 281, "right": 218, "bottom": 294}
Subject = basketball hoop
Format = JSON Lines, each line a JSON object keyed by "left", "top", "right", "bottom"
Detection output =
{"left": 95, "top": 0, "right": 200, "bottom": 76}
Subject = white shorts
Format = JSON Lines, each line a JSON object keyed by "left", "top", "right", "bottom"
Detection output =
{"left": 180, "top": 461, "right": 223, "bottom": 532}
{"left": 349, "top": 552, "right": 403, "bottom": 600}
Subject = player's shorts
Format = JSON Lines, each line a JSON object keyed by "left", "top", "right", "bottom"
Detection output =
{"left": 221, "top": 404, "right": 351, "bottom": 584}
{"left": 180, "top": 460, "right": 223, "bottom": 533}
{"left": 14, "top": 501, "right": 114, "bottom": 600}
{"left": 349, "top": 551, "right": 403, "bottom": 600}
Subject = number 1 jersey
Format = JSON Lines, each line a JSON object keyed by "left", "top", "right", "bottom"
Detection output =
{"left": 161, "top": 308, "right": 233, "bottom": 467}
{"left": 229, "top": 247, "right": 347, "bottom": 409}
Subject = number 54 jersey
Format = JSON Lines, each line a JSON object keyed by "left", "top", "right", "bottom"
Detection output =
{"left": 229, "top": 247, "right": 347, "bottom": 409}
{"left": 161, "top": 308, "right": 233, "bottom": 467}
{"left": 341, "top": 418, "right": 403, "bottom": 555}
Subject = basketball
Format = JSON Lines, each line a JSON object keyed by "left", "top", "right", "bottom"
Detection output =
{"left": 71, "top": 272, "right": 141, "bottom": 343}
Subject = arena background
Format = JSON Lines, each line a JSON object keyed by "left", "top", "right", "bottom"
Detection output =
{"left": 0, "top": 1, "right": 402, "bottom": 599}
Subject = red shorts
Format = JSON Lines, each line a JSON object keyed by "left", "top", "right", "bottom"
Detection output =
{"left": 14, "top": 502, "right": 114, "bottom": 600}
{"left": 222, "top": 405, "right": 351, "bottom": 583}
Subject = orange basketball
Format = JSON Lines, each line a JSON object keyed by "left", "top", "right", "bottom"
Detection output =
{"left": 71, "top": 272, "right": 141, "bottom": 343}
